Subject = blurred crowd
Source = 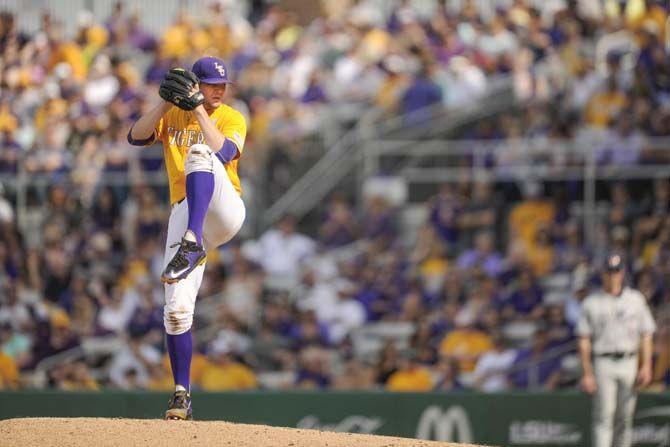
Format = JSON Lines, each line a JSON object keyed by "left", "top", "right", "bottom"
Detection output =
{"left": 0, "top": 0, "right": 669, "bottom": 392}
{"left": 1, "top": 0, "right": 669, "bottom": 200}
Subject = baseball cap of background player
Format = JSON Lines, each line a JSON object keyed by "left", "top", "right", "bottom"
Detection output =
{"left": 603, "top": 252, "right": 624, "bottom": 272}
{"left": 191, "top": 56, "right": 233, "bottom": 84}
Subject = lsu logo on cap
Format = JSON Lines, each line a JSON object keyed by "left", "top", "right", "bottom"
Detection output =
{"left": 214, "top": 62, "right": 226, "bottom": 77}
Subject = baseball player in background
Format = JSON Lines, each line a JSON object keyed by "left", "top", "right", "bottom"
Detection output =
{"left": 127, "top": 56, "right": 246, "bottom": 420}
{"left": 577, "top": 253, "right": 656, "bottom": 447}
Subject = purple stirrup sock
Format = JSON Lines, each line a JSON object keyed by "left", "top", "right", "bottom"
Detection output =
{"left": 166, "top": 330, "right": 192, "bottom": 391}
{"left": 186, "top": 171, "right": 214, "bottom": 244}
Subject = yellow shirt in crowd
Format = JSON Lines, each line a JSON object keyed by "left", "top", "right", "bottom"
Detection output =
{"left": 200, "top": 361, "right": 258, "bottom": 391}
{"left": 0, "top": 353, "right": 19, "bottom": 389}
{"left": 386, "top": 367, "right": 434, "bottom": 392}
{"left": 439, "top": 329, "right": 493, "bottom": 372}
{"left": 508, "top": 200, "right": 555, "bottom": 247}
{"left": 584, "top": 91, "right": 626, "bottom": 128}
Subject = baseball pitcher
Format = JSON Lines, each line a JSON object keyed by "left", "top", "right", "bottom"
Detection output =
{"left": 127, "top": 56, "right": 246, "bottom": 420}
{"left": 577, "top": 253, "right": 656, "bottom": 447}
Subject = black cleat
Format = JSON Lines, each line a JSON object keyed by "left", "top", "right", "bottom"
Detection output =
{"left": 165, "top": 390, "right": 193, "bottom": 420}
{"left": 161, "top": 238, "right": 207, "bottom": 284}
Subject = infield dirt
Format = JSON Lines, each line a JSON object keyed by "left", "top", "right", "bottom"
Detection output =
{"left": 0, "top": 417, "right": 487, "bottom": 447}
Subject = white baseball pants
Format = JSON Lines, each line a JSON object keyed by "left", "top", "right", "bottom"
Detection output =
{"left": 163, "top": 144, "right": 245, "bottom": 335}
{"left": 592, "top": 356, "right": 638, "bottom": 447}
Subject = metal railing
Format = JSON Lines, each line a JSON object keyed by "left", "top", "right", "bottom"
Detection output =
{"left": 361, "top": 135, "right": 670, "bottom": 246}
{"left": 27, "top": 324, "right": 580, "bottom": 391}
{"left": 30, "top": 346, "right": 86, "bottom": 388}
{"left": 262, "top": 75, "right": 515, "bottom": 227}
{"left": 501, "top": 340, "right": 578, "bottom": 390}
{"left": 5, "top": 132, "right": 667, "bottom": 245}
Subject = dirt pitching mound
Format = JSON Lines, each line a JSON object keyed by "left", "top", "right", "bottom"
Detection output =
{"left": 0, "top": 417, "right": 486, "bottom": 447}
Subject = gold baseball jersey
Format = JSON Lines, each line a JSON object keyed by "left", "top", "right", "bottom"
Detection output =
{"left": 156, "top": 104, "right": 246, "bottom": 204}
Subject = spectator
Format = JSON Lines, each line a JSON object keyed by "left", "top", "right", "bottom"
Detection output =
{"left": 108, "top": 332, "right": 161, "bottom": 389}
{"left": 429, "top": 184, "right": 462, "bottom": 247}
{"left": 0, "top": 284, "right": 31, "bottom": 333}
{"left": 374, "top": 341, "right": 399, "bottom": 385}
{"left": 316, "top": 280, "right": 366, "bottom": 344}
{"left": 91, "top": 187, "right": 120, "bottom": 231}
{"left": 545, "top": 304, "right": 573, "bottom": 343}
{"left": 509, "top": 328, "right": 562, "bottom": 390}
{"left": 96, "top": 286, "right": 139, "bottom": 335}
{"left": 555, "top": 221, "right": 588, "bottom": 272}
{"left": 457, "top": 231, "right": 504, "bottom": 277}
{"left": 454, "top": 280, "right": 494, "bottom": 328}
{"left": 501, "top": 268, "right": 544, "bottom": 320}
{"left": 71, "top": 134, "right": 104, "bottom": 205}
{"left": 508, "top": 181, "right": 555, "bottom": 257}
{"left": 397, "top": 287, "right": 426, "bottom": 322}
{"left": 412, "top": 226, "right": 449, "bottom": 295}
{"left": 52, "top": 361, "right": 99, "bottom": 390}
{"left": 297, "top": 268, "right": 337, "bottom": 316}
{"left": 433, "top": 356, "right": 465, "bottom": 391}
{"left": 333, "top": 356, "right": 375, "bottom": 390}
{"left": 626, "top": 0, "right": 668, "bottom": 41}
{"left": 361, "top": 196, "right": 395, "bottom": 243}
{"left": 459, "top": 180, "right": 498, "bottom": 243}
{"left": 640, "top": 218, "right": 670, "bottom": 268}
{"left": 564, "top": 265, "right": 591, "bottom": 327}
{"left": 430, "top": 300, "right": 460, "bottom": 339}
{"left": 84, "top": 54, "right": 120, "bottom": 109}
{"left": 0, "top": 349, "right": 19, "bottom": 389}
{"left": 295, "top": 347, "right": 332, "bottom": 389}
{"left": 651, "top": 320, "right": 670, "bottom": 389}
{"left": 200, "top": 338, "right": 257, "bottom": 391}
{"left": 567, "top": 58, "right": 602, "bottom": 111}
{"left": 635, "top": 178, "right": 670, "bottom": 251}
{"left": 24, "top": 126, "right": 70, "bottom": 175}
{"left": 438, "top": 321, "right": 493, "bottom": 373}
{"left": 318, "top": 195, "right": 358, "bottom": 248}
{"left": 636, "top": 268, "right": 665, "bottom": 308}
{"left": 471, "top": 332, "right": 516, "bottom": 392}
{"left": 288, "top": 310, "right": 330, "bottom": 350}
{"left": 127, "top": 283, "right": 163, "bottom": 337}
{"left": 221, "top": 255, "right": 263, "bottom": 328}
{"left": 0, "top": 319, "right": 32, "bottom": 369}
{"left": 0, "top": 0, "right": 668, "bottom": 393}
{"left": 301, "top": 71, "right": 328, "bottom": 104}
{"left": 526, "top": 224, "right": 555, "bottom": 277}
{"left": 607, "top": 181, "right": 639, "bottom": 231}
{"left": 584, "top": 77, "right": 627, "bottom": 128}
{"left": 441, "top": 56, "right": 487, "bottom": 108}
{"left": 409, "top": 321, "right": 438, "bottom": 366}
{"left": 400, "top": 64, "right": 443, "bottom": 124}
{"left": 386, "top": 349, "right": 433, "bottom": 392}
{"left": 252, "top": 215, "right": 315, "bottom": 279}
{"left": 29, "top": 311, "right": 80, "bottom": 367}
{"left": 597, "top": 113, "right": 645, "bottom": 166}
{"left": 0, "top": 184, "right": 14, "bottom": 226}
{"left": 0, "top": 130, "right": 20, "bottom": 176}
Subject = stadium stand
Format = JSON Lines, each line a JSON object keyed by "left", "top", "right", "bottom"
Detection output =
{"left": 0, "top": 0, "right": 669, "bottom": 392}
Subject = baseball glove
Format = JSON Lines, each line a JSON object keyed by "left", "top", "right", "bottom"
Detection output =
{"left": 159, "top": 68, "right": 205, "bottom": 111}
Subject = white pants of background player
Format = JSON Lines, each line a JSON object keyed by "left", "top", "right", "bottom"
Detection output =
{"left": 162, "top": 144, "right": 245, "bottom": 335}
{"left": 592, "top": 356, "right": 638, "bottom": 447}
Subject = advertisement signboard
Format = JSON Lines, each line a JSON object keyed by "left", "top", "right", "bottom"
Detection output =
{"left": 0, "top": 391, "right": 668, "bottom": 446}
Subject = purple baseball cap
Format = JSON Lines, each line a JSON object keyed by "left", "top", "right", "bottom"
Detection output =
{"left": 192, "top": 56, "right": 233, "bottom": 84}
